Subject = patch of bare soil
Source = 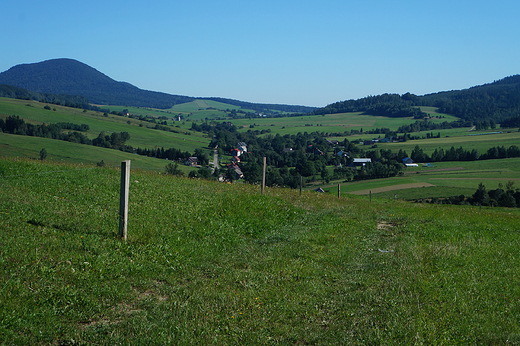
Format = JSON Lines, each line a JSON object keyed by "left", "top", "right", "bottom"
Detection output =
{"left": 377, "top": 221, "right": 395, "bottom": 230}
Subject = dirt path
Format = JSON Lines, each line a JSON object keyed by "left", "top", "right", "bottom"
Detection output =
{"left": 349, "top": 182, "right": 436, "bottom": 195}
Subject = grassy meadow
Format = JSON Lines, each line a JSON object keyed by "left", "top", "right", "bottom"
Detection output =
{"left": 0, "top": 97, "right": 212, "bottom": 154}
{"left": 2, "top": 96, "right": 520, "bottom": 202}
{"left": 1, "top": 157, "right": 520, "bottom": 344}
{"left": 371, "top": 131, "right": 520, "bottom": 156}
{"left": 318, "top": 158, "right": 520, "bottom": 200}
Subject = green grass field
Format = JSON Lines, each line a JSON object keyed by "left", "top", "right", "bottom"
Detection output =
{"left": 2, "top": 96, "right": 520, "bottom": 202}
{"left": 0, "top": 97, "right": 212, "bottom": 153}
{"left": 372, "top": 130, "right": 520, "bottom": 156}
{"left": 1, "top": 157, "right": 520, "bottom": 344}
{"left": 315, "top": 158, "right": 520, "bottom": 201}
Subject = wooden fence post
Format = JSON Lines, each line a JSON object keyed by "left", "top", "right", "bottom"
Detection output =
{"left": 261, "top": 157, "right": 266, "bottom": 194}
{"left": 338, "top": 184, "right": 340, "bottom": 198}
{"left": 119, "top": 160, "right": 131, "bottom": 241}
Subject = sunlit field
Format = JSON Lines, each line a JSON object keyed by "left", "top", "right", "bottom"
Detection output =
{"left": 1, "top": 157, "right": 520, "bottom": 344}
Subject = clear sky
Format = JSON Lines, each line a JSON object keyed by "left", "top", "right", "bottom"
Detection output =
{"left": 2, "top": 0, "right": 519, "bottom": 107}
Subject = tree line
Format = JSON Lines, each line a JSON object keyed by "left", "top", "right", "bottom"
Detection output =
{"left": 312, "top": 93, "right": 427, "bottom": 118}
{"left": 0, "top": 115, "right": 215, "bottom": 167}
{"left": 310, "top": 75, "right": 520, "bottom": 124}
{"left": 0, "top": 115, "right": 130, "bottom": 150}
{"left": 418, "top": 182, "right": 520, "bottom": 209}
{"left": 396, "top": 144, "right": 520, "bottom": 163}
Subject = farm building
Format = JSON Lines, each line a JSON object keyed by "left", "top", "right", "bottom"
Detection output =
{"left": 353, "top": 158, "right": 372, "bottom": 166}
{"left": 402, "top": 157, "right": 414, "bottom": 165}
{"left": 237, "top": 142, "right": 248, "bottom": 153}
{"left": 185, "top": 157, "right": 198, "bottom": 166}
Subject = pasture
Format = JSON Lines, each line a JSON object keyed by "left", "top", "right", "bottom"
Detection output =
{"left": 0, "top": 97, "right": 211, "bottom": 153}
{"left": 371, "top": 130, "right": 520, "bottom": 156}
{"left": 318, "top": 158, "right": 520, "bottom": 200}
{"left": 1, "top": 157, "right": 519, "bottom": 344}
{"left": 2, "top": 96, "right": 520, "bottom": 202}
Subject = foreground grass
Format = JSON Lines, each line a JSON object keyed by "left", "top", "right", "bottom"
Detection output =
{"left": 1, "top": 157, "right": 520, "bottom": 344}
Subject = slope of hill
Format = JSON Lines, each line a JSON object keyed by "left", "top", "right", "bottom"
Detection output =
{"left": 313, "top": 75, "right": 520, "bottom": 123}
{"left": 0, "top": 84, "right": 91, "bottom": 108}
{"left": 0, "top": 59, "right": 316, "bottom": 113}
{"left": 421, "top": 75, "right": 520, "bottom": 121}
{"left": 0, "top": 59, "right": 195, "bottom": 108}
{"left": 1, "top": 156, "right": 520, "bottom": 344}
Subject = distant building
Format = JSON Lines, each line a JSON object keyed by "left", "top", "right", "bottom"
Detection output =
{"left": 230, "top": 148, "right": 242, "bottom": 157}
{"left": 237, "top": 142, "right": 247, "bottom": 153}
{"left": 227, "top": 163, "right": 243, "bottom": 180}
{"left": 185, "top": 157, "right": 198, "bottom": 166}
{"left": 353, "top": 158, "right": 372, "bottom": 166}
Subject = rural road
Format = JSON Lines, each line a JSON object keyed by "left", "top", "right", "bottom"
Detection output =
{"left": 212, "top": 149, "right": 218, "bottom": 172}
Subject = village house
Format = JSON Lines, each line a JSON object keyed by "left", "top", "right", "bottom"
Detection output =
{"left": 353, "top": 158, "right": 372, "bottom": 167}
{"left": 237, "top": 142, "right": 247, "bottom": 153}
{"left": 226, "top": 163, "right": 244, "bottom": 180}
{"left": 403, "top": 157, "right": 418, "bottom": 167}
{"left": 185, "top": 157, "right": 198, "bottom": 166}
{"left": 230, "top": 148, "right": 241, "bottom": 157}
{"left": 231, "top": 155, "right": 240, "bottom": 163}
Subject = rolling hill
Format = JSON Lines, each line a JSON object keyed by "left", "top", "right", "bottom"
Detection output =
{"left": 0, "top": 59, "right": 316, "bottom": 113}
{"left": 0, "top": 59, "right": 194, "bottom": 108}
{"left": 312, "top": 75, "right": 520, "bottom": 123}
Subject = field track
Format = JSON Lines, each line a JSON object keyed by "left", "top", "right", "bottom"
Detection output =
{"left": 404, "top": 167, "right": 464, "bottom": 174}
{"left": 431, "top": 177, "right": 520, "bottom": 181}
{"left": 348, "top": 182, "right": 436, "bottom": 195}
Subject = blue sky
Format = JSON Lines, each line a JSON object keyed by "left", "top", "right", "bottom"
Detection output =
{"left": 2, "top": 0, "right": 519, "bottom": 107}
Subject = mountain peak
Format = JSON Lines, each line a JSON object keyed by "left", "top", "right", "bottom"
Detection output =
{"left": 0, "top": 59, "right": 193, "bottom": 108}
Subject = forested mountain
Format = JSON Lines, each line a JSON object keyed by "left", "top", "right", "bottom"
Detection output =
{"left": 312, "top": 93, "right": 427, "bottom": 118}
{"left": 0, "top": 59, "right": 195, "bottom": 108}
{"left": 313, "top": 75, "right": 520, "bottom": 123}
{"left": 420, "top": 75, "right": 520, "bottom": 122}
{"left": 0, "top": 84, "right": 91, "bottom": 109}
{"left": 1, "top": 59, "right": 518, "bottom": 121}
{"left": 0, "top": 59, "right": 315, "bottom": 112}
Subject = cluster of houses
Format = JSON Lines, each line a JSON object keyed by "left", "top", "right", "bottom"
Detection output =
{"left": 226, "top": 142, "right": 247, "bottom": 180}
{"left": 185, "top": 156, "right": 199, "bottom": 166}
{"left": 186, "top": 137, "right": 419, "bottom": 182}
{"left": 184, "top": 142, "right": 248, "bottom": 181}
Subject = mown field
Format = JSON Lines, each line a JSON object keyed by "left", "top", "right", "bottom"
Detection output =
{"left": 372, "top": 131, "right": 520, "bottom": 156}
{"left": 1, "top": 157, "right": 519, "bottom": 344}
{"left": 318, "top": 158, "right": 520, "bottom": 199}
